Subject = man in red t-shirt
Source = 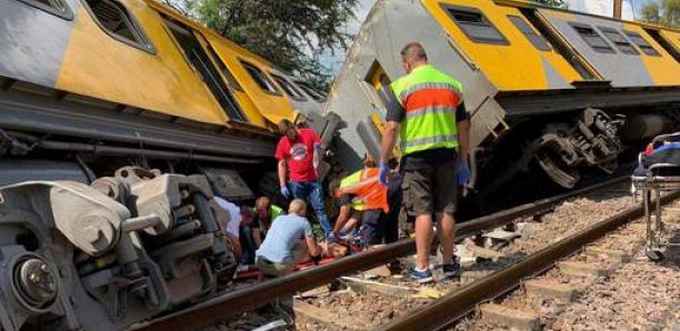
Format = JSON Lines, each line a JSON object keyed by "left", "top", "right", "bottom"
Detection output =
{"left": 275, "top": 119, "right": 332, "bottom": 237}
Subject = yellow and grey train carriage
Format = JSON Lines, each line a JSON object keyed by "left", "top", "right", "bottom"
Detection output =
{"left": 325, "top": 0, "right": 680, "bottom": 211}
{"left": 0, "top": 0, "right": 329, "bottom": 330}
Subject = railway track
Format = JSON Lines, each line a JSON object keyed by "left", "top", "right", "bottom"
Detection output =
{"left": 379, "top": 189, "right": 680, "bottom": 331}
{"left": 132, "top": 177, "right": 637, "bottom": 331}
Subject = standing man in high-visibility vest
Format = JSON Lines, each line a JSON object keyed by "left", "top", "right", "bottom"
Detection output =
{"left": 379, "top": 42, "right": 471, "bottom": 283}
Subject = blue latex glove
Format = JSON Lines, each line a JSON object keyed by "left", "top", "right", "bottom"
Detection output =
{"left": 379, "top": 162, "right": 390, "bottom": 186}
{"left": 456, "top": 159, "right": 471, "bottom": 187}
{"left": 280, "top": 185, "right": 290, "bottom": 199}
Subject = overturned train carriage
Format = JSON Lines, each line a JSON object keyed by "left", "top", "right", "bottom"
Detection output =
{"left": 325, "top": 0, "right": 680, "bottom": 212}
{"left": 0, "top": 0, "right": 330, "bottom": 330}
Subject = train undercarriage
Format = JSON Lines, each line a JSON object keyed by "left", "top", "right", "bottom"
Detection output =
{"left": 0, "top": 84, "right": 275, "bottom": 331}
{"left": 468, "top": 100, "right": 680, "bottom": 215}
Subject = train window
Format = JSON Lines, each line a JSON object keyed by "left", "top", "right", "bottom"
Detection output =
{"left": 570, "top": 23, "right": 615, "bottom": 54}
{"left": 623, "top": 30, "right": 661, "bottom": 56}
{"left": 203, "top": 43, "right": 244, "bottom": 92}
{"left": 295, "top": 81, "right": 327, "bottom": 102}
{"left": 83, "top": 0, "right": 155, "bottom": 53}
{"left": 164, "top": 18, "right": 247, "bottom": 122}
{"left": 442, "top": 4, "right": 509, "bottom": 45}
{"left": 240, "top": 61, "right": 282, "bottom": 95}
{"left": 16, "top": 0, "right": 73, "bottom": 19}
{"left": 599, "top": 27, "right": 639, "bottom": 55}
{"left": 271, "top": 74, "right": 308, "bottom": 101}
{"left": 288, "top": 81, "right": 312, "bottom": 101}
{"left": 507, "top": 15, "right": 551, "bottom": 51}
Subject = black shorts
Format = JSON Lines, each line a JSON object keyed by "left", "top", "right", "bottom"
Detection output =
{"left": 358, "top": 210, "right": 384, "bottom": 246}
{"left": 402, "top": 159, "right": 457, "bottom": 217}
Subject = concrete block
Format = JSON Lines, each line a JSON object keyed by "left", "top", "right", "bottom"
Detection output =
{"left": 297, "top": 285, "right": 330, "bottom": 299}
{"left": 460, "top": 270, "right": 491, "bottom": 284}
{"left": 483, "top": 229, "right": 521, "bottom": 241}
{"left": 480, "top": 304, "right": 541, "bottom": 331}
{"left": 516, "top": 222, "right": 537, "bottom": 238}
{"left": 585, "top": 247, "right": 631, "bottom": 263}
{"left": 340, "top": 276, "right": 414, "bottom": 298}
{"left": 363, "top": 265, "right": 392, "bottom": 278}
{"left": 558, "top": 261, "right": 607, "bottom": 277}
{"left": 525, "top": 280, "right": 579, "bottom": 302}
{"left": 468, "top": 245, "right": 504, "bottom": 261}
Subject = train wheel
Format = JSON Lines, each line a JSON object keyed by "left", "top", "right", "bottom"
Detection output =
{"left": 536, "top": 150, "right": 580, "bottom": 189}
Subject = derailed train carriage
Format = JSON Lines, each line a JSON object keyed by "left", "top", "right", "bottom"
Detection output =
{"left": 325, "top": 0, "right": 680, "bottom": 213}
{"left": 0, "top": 0, "right": 330, "bottom": 330}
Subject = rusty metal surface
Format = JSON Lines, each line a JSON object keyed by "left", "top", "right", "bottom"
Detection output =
{"left": 133, "top": 176, "right": 627, "bottom": 331}
{"left": 378, "top": 190, "right": 680, "bottom": 331}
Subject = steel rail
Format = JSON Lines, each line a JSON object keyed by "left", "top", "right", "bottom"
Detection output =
{"left": 378, "top": 190, "right": 680, "bottom": 331}
{"left": 133, "top": 176, "right": 626, "bottom": 331}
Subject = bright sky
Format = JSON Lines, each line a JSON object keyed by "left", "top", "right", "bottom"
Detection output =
{"left": 320, "top": 0, "right": 373, "bottom": 73}
{"left": 566, "top": 0, "right": 639, "bottom": 19}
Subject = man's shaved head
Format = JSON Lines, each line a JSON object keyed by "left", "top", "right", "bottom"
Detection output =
{"left": 400, "top": 42, "right": 429, "bottom": 74}
{"left": 289, "top": 199, "right": 307, "bottom": 216}
{"left": 400, "top": 42, "right": 428, "bottom": 63}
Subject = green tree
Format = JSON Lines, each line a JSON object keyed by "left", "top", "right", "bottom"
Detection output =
{"left": 181, "top": 0, "right": 359, "bottom": 90}
{"left": 641, "top": 0, "right": 680, "bottom": 27}
{"left": 533, "top": 0, "right": 567, "bottom": 8}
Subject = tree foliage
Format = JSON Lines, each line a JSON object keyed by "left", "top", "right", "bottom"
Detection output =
{"left": 180, "top": 0, "right": 359, "bottom": 90}
{"left": 532, "top": 0, "right": 567, "bottom": 8}
{"left": 641, "top": 0, "right": 680, "bottom": 27}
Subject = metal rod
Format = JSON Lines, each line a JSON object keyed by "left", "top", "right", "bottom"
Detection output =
{"left": 132, "top": 177, "right": 627, "bottom": 331}
{"left": 378, "top": 190, "right": 680, "bottom": 331}
{"left": 36, "top": 140, "right": 261, "bottom": 164}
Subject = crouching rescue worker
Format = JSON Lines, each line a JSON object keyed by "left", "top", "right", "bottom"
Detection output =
{"left": 331, "top": 154, "right": 389, "bottom": 247}
{"left": 255, "top": 199, "right": 322, "bottom": 277}
{"left": 379, "top": 42, "right": 471, "bottom": 283}
{"left": 253, "top": 196, "right": 284, "bottom": 237}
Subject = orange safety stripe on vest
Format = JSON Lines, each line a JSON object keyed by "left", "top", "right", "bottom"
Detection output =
{"left": 338, "top": 168, "right": 389, "bottom": 213}
{"left": 404, "top": 88, "right": 461, "bottom": 112}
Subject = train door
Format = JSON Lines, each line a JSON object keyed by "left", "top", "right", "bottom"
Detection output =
{"left": 354, "top": 61, "right": 401, "bottom": 160}
{"left": 163, "top": 17, "right": 248, "bottom": 123}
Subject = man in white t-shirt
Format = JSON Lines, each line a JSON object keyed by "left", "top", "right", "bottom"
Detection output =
{"left": 212, "top": 196, "right": 243, "bottom": 260}
{"left": 214, "top": 196, "right": 241, "bottom": 238}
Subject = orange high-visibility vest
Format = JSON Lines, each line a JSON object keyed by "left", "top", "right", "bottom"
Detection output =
{"left": 337, "top": 168, "right": 389, "bottom": 213}
{"left": 390, "top": 64, "right": 463, "bottom": 156}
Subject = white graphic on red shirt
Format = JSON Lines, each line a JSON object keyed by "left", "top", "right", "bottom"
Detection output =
{"left": 290, "top": 143, "right": 308, "bottom": 161}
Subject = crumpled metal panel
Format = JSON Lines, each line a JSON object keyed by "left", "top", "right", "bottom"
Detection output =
{"left": 202, "top": 168, "right": 253, "bottom": 201}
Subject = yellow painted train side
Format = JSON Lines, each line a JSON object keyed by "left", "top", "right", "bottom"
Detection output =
{"left": 1, "top": 0, "right": 326, "bottom": 136}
